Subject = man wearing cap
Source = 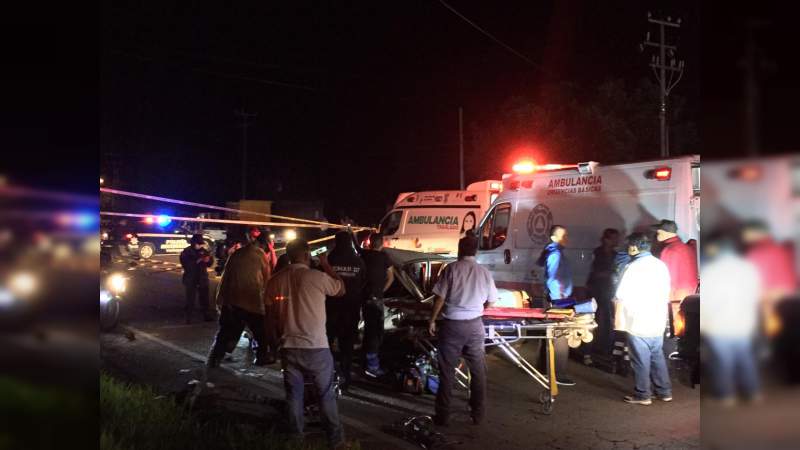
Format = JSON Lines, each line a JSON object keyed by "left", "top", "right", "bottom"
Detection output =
{"left": 180, "top": 234, "right": 215, "bottom": 323}
{"left": 653, "top": 219, "right": 698, "bottom": 333}
{"left": 428, "top": 233, "right": 498, "bottom": 426}
{"left": 265, "top": 239, "right": 347, "bottom": 448}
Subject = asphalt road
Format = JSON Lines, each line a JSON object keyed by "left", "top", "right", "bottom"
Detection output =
{"left": 100, "top": 253, "right": 700, "bottom": 450}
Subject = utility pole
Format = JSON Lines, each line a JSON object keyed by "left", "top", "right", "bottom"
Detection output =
{"left": 740, "top": 19, "right": 773, "bottom": 156}
{"left": 641, "top": 12, "right": 684, "bottom": 158}
{"left": 234, "top": 109, "right": 257, "bottom": 199}
{"left": 458, "top": 107, "right": 464, "bottom": 190}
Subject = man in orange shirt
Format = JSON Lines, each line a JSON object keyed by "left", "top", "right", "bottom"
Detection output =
{"left": 652, "top": 220, "right": 698, "bottom": 334}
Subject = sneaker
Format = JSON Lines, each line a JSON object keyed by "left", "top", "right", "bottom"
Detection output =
{"left": 657, "top": 395, "right": 673, "bottom": 402}
{"left": 556, "top": 377, "right": 576, "bottom": 386}
{"left": 623, "top": 395, "right": 652, "bottom": 405}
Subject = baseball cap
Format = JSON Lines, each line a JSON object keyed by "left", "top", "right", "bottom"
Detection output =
{"left": 651, "top": 219, "right": 678, "bottom": 233}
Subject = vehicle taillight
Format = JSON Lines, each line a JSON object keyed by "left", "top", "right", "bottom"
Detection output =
{"left": 646, "top": 167, "right": 672, "bottom": 181}
{"left": 125, "top": 234, "right": 133, "bottom": 240}
{"left": 727, "top": 165, "right": 762, "bottom": 182}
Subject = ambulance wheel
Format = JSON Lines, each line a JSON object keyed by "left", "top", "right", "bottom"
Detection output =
{"left": 139, "top": 243, "right": 155, "bottom": 260}
{"left": 542, "top": 400, "right": 554, "bottom": 415}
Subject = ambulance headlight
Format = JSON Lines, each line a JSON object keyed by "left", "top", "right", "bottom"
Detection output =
{"left": 107, "top": 273, "right": 127, "bottom": 294}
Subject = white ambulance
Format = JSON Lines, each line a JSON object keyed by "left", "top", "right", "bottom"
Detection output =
{"left": 475, "top": 156, "right": 700, "bottom": 300}
{"left": 378, "top": 180, "right": 502, "bottom": 255}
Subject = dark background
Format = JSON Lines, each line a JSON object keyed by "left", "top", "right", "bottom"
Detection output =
{"left": 1, "top": 1, "right": 797, "bottom": 225}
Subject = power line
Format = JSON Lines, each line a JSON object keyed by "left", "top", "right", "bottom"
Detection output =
{"left": 436, "top": 0, "right": 537, "bottom": 67}
{"left": 107, "top": 49, "right": 318, "bottom": 92}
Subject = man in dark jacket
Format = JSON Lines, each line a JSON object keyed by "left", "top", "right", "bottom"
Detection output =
{"left": 585, "top": 228, "right": 620, "bottom": 362}
{"left": 180, "top": 234, "right": 214, "bottom": 323}
{"left": 327, "top": 231, "right": 367, "bottom": 389}
{"left": 536, "top": 225, "right": 575, "bottom": 386}
{"left": 361, "top": 233, "right": 394, "bottom": 378}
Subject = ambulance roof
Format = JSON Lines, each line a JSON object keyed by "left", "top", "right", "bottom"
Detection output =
{"left": 394, "top": 180, "right": 501, "bottom": 208}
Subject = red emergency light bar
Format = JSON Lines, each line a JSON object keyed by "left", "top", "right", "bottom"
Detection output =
{"left": 512, "top": 160, "right": 594, "bottom": 175}
{"left": 143, "top": 216, "right": 154, "bottom": 224}
{"left": 512, "top": 161, "right": 536, "bottom": 174}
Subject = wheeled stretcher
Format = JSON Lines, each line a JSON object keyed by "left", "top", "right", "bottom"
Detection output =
{"left": 385, "top": 300, "right": 596, "bottom": 414}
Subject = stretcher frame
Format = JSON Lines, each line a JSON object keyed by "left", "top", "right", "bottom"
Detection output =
{"left": 389, "top": 308, "right": 596, "bottom": 415}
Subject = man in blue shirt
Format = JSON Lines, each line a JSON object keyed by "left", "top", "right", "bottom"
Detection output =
{"left": 428, "top": 233, "right": 498, "bottom": 427}
{"left": 537, "top": 225, "right": 576, "bottom": 386}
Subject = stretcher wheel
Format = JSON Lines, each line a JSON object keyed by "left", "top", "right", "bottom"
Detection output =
{"left": 542, "top": 399, "right": 554, "bottom": 415}
{"left": 581, "top": 330, "right": 594, "bottom": 343}
{"left": 538, "top": 390, "right": 551, "bottom": 404}
{"left": 567, "top": 335, "right": 582, "bottom": 348}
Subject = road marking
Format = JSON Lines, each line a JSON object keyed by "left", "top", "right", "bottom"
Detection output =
{"left": 122, "top": 325, "right": 418, "bottom": 450}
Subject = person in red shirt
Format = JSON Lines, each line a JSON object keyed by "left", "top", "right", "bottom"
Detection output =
{"left": 741, "top": 220, "right": 797, "bottom": 337}
{"left": 652, "top": 220, "right": 698, "bottom": 333}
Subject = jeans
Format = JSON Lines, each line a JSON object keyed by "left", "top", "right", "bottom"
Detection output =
{"left": 184, "top": 281, "right": 210, "bottom": 315}
{"left": 335, "top": 300, "right": 361, "bottom": 383}
{"left": 627, "top": 334, "right": 672, "bottom": 400}
{"left": 435, "top": 318, "right": 488, "bottom": 420}
{"left": 705, "top": 336, "right": 760, "bottom": 399}
{"left": 362, "top": 297, "right": 384, "bottom": 354}
{"left": 281, "top": 348, "right": 344, "bottom": 447}
{"left": 208, "top": 305, "right": 271, "bottom": 363}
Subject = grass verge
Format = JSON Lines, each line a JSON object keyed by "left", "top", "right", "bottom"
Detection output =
{"left": 100, "top": 373, "right": 359, "bottom": 450}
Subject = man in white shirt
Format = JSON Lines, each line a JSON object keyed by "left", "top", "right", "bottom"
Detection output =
{"left": 614, "top": 232, "right": 673, "bottom": 405}
{"left": 265, "top": 239, "right": 346, "bottom": 448}
{"left": 701, "top": 229, "right": 762, "bottom": 405}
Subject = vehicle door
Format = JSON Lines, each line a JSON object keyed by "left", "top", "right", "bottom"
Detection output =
{"left": 476, "top": 202, "right": 513, "bottom": 282}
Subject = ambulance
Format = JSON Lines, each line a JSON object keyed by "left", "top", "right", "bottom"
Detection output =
{"left": 475, "top": 155, "right": 701, "bottom": 301}
{"left": 378, "top": 180, "right": 503, "bottom": 255}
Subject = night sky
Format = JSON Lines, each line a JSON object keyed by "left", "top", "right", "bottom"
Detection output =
{"left": 3, "top": 2, "right": 797, "bottom": 225}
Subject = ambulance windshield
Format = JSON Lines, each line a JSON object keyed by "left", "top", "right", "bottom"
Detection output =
{"left": 380, "top": 211, "right": 403, "bottom": 236}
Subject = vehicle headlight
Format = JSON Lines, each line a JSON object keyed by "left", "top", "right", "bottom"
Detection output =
{"left": 284, "top": 229, "right": 297, "bottom": 241}
{"left": 100, "top": 290, "right": 112, "bottom": 304}
{"left": 0, "top": 288, "right": 15, "bottom": 306}
{"left": 107, "top": 273, "right": 127, "bottom": 294}
{"left": 9, "top": 272, "right": 36, "bottom": 297}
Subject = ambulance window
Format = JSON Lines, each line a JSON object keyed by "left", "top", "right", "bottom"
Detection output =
{"left": 691, "top": 164, "right": 700, "bottom": 196}
{"left": 480, "top": 203, "right": 511, "bottom": 250}
{"left": 379, "top": 211, "right": 402, "bottom": 236}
